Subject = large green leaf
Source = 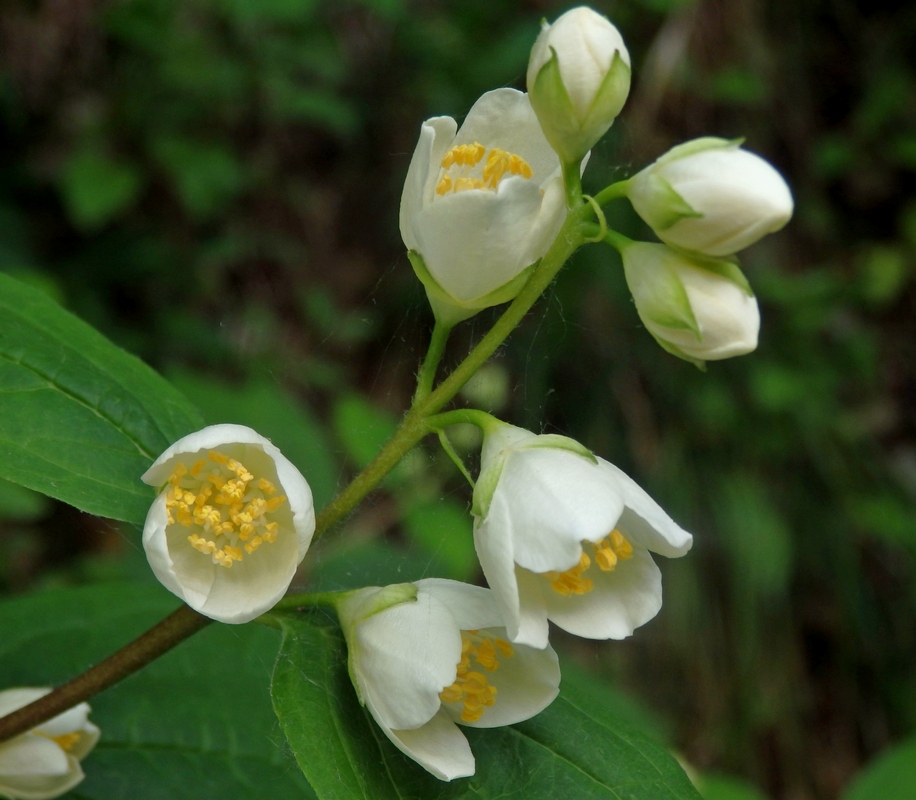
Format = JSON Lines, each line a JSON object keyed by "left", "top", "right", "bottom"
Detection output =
{"left": 272, "top": 613, "right": 701, "bottom": 800}
{"left": 0, "top": 273, "right": 202, "bottom": 523}
{"left": 0, "top": 583, "right": 314, "bottom": 800}
{"left": 841, "top": 738, "right": 916, "bottom": 800}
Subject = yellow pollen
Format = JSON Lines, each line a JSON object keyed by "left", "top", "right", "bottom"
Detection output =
{"left": 544, "top": 530, "right": 635, "bottom": 595}
{"left": 439, "top": 631, "right": 514, "bottom": 723}
{"left": 435, "top": 143, "right": 533, "bottom": 197}
{"left": 164, "top": 449, "right": 288, "bottom": 568}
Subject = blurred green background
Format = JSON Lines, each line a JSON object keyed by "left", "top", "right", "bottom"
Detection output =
{"left": 0, "top": 0, "right": 914, "bottom": 798}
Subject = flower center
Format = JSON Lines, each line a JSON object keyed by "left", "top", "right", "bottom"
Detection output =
{"left": 435, "top": 142, "right": 533, "bottom": 196}
{"left": 439, "top": 630, "right": 514, "bottom": 723}
{"left": 164, "top": 450, "right": 287, "bottom": 568}
{"left": 544, "top": 529, "right": 634, "bottom": 596}
{"left": 45, "top": 732, "right": 80, "bottom": 751}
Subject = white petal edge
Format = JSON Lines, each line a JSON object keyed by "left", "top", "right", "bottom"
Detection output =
{"left": 383, "top": 708, "right": 474, "bottom": 781}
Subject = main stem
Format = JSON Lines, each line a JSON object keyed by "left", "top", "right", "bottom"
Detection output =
{"left": 0, "top": 605, "right": 210, "bottom": 744}
{"left": 0, "top": 198, "right": 591, "bottom": 746}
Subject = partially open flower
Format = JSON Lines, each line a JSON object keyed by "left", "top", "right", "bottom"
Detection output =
{"left": 400, "top": 88, "right": 567, "bottom": 324}
{"left": 338, "top": 579, "right": 560, "bottom": 781}
{"left": 620, "top": 241, "right": 759, "bottom": 364}
{"left": 142, "top": 424, "right": 315, "bottom": 624}
{"left": 0, "top": 688, "right": 99, "bottom": 800}
{"left": 527, "top": 6, "right": 631, "bottom": 164}
{"left": 625, "top": 138, "right": 794, "bottom": 256}
{"left": 473, "top": 424, "right": 693, "bottom": 649}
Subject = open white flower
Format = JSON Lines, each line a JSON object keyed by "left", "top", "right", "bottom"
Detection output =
{"left": 400, "top": 88, "right": 567, "bottom": 324}
{"left": 0, "top": 688, "right": 99, "bottom": 800}
{"left": 142, "top": 423, "right": 315, "bottom": 624}
{"left": 625, "top": 137, "right": 794, "bottom": 256}
{"left": 527, "top": 6, "right": 631, "bottom": 164}
{"left": 621, "top": 241, "right": 759, "bottom": 364}
{"left": 472, "top": 424, "right": 693, "bottom": 649}
{"left": 337, "top": 579, "right": 560, "bottom": 781}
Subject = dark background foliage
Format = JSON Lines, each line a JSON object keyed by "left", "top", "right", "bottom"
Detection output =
{"left": 1, "top": 1, "right": 914, "bottom": 798}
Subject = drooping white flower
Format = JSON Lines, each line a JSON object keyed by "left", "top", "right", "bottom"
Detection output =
{"left": 527, "top": 6, "right": 631, "bottom": 164}
{"left": 0, "top": 688, "right": 99, "bottom": 800}
{"left": 142, "top": 423, "right": 315, "bottom": 624}
{"left": 472, "top": 424, "right": 692, "bottom": 650}
{"left": 620, "top": 241, "right": 759, "bottom": 364}
{"left": 625, "top": 138, "right": 794, "bottom": 256}
{"left": 337, "top": 579, "right": 560, "bottom": 781}
{"left": 400, "top": 88, "right": 567, "bottom": 324}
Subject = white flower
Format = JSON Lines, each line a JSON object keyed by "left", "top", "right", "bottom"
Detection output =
{"left": 527, "top": 6, "right": 631, "bottom": 164}
{"left": 626, "top": 138, "right": 794, "bottom": 256}
{"left": 399, "top": 88, "right": 567, "bottom": 324}
{"left": 472, "top": 425, "right": 692, "bottom": 649}
{"left": 621, "top": 241, "right": 759, "bottom": 364}
{"left": 337, "top": 579, "right": 560, "bottom": 781}
{"left": 0, "top": 688, "right": 99, "bottom": 800}
{"left": 142, "top": 423, "right": 315, "bottom": 624}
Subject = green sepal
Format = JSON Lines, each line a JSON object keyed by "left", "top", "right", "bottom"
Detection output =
{"left": 638, "top": 174, "right": 703, "bottom": 231}
{"left": 530, "top": 47, "right": 631, "bottom": 164}
{"left": 520, "top": 434, "right": 597, "bottom": 463}
{"left": 654, "top": 136, "right": 745, "bottom": 166}
{"left": 408, "top": 250, "right": 536, "bottom": 326}
{"left": 684, "top": 251, "right": 754, "bottom": 296}
{"left": 621, "top": 242, "right": 702, "bottom": 338}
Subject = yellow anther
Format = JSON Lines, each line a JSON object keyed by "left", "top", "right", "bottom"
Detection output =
{"left": 482, "top": 148, "right": 533, "bottom": 188}
{"left": 593, "top": 544, "right": 618, "bottom": 571}
{"left": 592, "top": 529, "right": 634, "bottom": 572}
{"left": 167, "top": 451, "right": 286, "bottom": 568}
{"left": 51, "top": 732, "right": 80, "bottom": 752}
{"left": 546, "top": 552, "right": 594, "bottom": 596}
{"left": 439, "top": 631, "right": 513, "bottom": 723}
{"left": 441, "top": 142, "right": 485, "bottom": 170}
{"left": 610, "top": 529, "right": 633, "bottom": 559}
{"left": 436, "top": 175, "right": 453, "bottom": 196}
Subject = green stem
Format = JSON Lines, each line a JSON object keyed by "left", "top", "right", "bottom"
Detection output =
{"left": 314, "top": 206, "right": 587, "bottom": 538}
{"left": 603, "top": 228, "right": 634, "bottom": 252}
{"left": 562, "top": 160, "right": 584, "bottom": 209}
{"left": 0, "top": 605, "right": 210, "bottom": 746}
{"left": 593, "top": 178, "right": 631, "bottom": 207}
{"left": 436, "top": 430, "right": 475, "bottom": 488}
{"left": 426, "top": 408, "right": 500, "bottom": 433}
{"left": 269, "top": 592, "right": 342, "bottom": 615}
{"left": 0, "top": 200, "right": 590, "bottom": 743}
{"left": 413, "top": 318, "right": 453, "bottom": 403}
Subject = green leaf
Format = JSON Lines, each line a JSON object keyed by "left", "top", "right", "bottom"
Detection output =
{"left": 0, "top": 272, "right": 203, "bottom": 523}
{"left": 0, "top": 583, "right": 315, "bottom": 800}
{"left": 699, "top": 773, "right": 770, "bottom": 800}
{"left": 272, "top": 614, "right": 702, "bottom": 800}
{"left": 402, "top": 498, "right": 478, "bottom": 581}
{"left": 841, "top": 738, "right": 916, "bottom": 800}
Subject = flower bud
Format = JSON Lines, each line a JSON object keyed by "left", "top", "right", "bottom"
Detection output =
{"left": 526, "top": 6, "right": 631, "bottom": 164}
{"left": 626, "top": 138, "right": 794, "bottom": 256}
{"left": 620, "top": 242, "right": 759, "bottom": 364}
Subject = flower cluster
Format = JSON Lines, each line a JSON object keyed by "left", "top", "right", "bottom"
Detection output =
{"left": 101, "top": 3, "right": 791, "bottom": 788}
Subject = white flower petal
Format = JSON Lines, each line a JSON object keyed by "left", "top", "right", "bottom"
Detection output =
{"left": 457, "top": 627, "right": 560, "bottom": 728}
{"left": 493, "top": 447, "right": 624, "bottom": 573}
{"left": 599, "top": 460, "right": 693, "bottom": 557}
{"left": 141, "top": 424, "right": 315, "bottom": 624}
{"left": 414, "top": 579, "right": 504, "bottom": 630}
{"left": 414, "top": 178, "right": 549, "bottom": 303}
{"left": 0, "top": 689, "right": 48, "bottom": 719}
{"left": 543, "top": 547, "right": 662, "bottom": 639}
{"left": 352, "top": 590, "right": 462, "bottom": 731}
{"left": 513, "top": 566, "right": 552, "bottom": 649}
{"left": 0, "top": 734, "right": 69, "bottom": 778}
{"left": 385, "top": 709, "right": 474, "bottom": 782}
{"left": 473, "top": 495, "right": 523, "bottom": 642}
{"left": 32, "top": 703, "right": 89, "bottom": 739}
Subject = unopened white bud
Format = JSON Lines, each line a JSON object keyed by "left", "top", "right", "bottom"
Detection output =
{"left": 626, "top": 138, "right": 794, "bottom": 256}
{"left": 621, "top": 242, "right": 760, "bottom": 365}
{"left": 526, "top": 7, "right": 631, "bottom": 164}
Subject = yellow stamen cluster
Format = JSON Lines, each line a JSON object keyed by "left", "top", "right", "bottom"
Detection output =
{"left": 439, "top": 630, "right": 514, "bottom": 723}
{"left": 435, "top": 142, "right": 533, "bottom": 196}
{"left": 545, "top": 529, "right": 634, "bottom": 596}
{"left": 164, "top": 450, "right": 287, "bottom": 568}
